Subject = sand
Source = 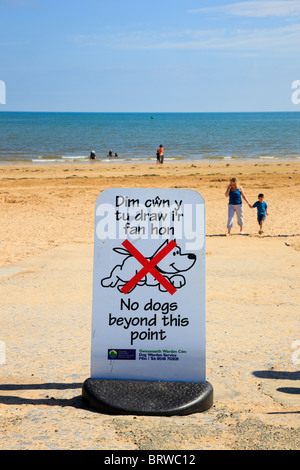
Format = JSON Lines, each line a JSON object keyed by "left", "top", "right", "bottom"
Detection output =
{"left": 0, "top": 160, "right": 299, "bottom": 450}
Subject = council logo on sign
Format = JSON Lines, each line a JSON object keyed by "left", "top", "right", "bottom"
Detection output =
{"left": 107, "top": 349, "right": 136, "bottom": 360}
{"left": 108, "top": 349, "right": 118, "bottom": 359}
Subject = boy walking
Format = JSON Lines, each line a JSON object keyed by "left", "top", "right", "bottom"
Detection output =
{"left": 250, "top": 193, "right": 268, "bottom": 234}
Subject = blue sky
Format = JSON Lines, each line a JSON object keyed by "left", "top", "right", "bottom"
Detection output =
{"left": 1, "top": 0, "right": 300, "bottom": 112}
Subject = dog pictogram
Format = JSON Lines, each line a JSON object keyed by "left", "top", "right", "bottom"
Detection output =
{"left": 101, "top": 240, "right": 196, "bottom": 293}
{"left": 120, "top": 239, "right": 177, "bottom": 294}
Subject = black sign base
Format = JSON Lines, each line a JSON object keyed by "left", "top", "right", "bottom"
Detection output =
{"left": 82, "top": 378, "right": 213, "bottom": 416}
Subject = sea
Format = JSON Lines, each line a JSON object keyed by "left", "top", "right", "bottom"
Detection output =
{"left": 0, "top": 112, "right": 299, "bottom": 164}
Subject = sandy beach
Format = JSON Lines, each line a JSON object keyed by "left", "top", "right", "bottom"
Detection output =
{"left": 0, "top": 160, "right": 299, "bottom": 450}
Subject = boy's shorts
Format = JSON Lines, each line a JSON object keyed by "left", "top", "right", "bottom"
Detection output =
{"left": 257, "top": 215, "right": 266, "bottom": 224}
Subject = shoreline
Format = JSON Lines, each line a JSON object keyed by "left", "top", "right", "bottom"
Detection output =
{"left": 1, "top": 155, "right": 300, "bottom": 166}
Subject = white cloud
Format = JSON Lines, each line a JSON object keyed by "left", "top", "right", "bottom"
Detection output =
{"left": 189, "top": 1, "right": 300, "bottom": 18}
{"left": 153, "top": 25, "right": 299, "bottom": 52}
{"left": 72, "top": 24, "right": 300, "bottom": 53}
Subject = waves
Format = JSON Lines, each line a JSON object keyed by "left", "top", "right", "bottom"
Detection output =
{"left": 29, "top": 155, "right": 185, "bottom": 164}
{"left": 1, "top": 153, "right": 299, "bottom": 165}
{"left": 1, "top": 112, "right": 300, "bottom": 164}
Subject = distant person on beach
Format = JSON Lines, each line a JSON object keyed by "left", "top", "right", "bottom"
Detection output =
{"left": 156, "top": 144, "right": 164, "bottom": 164}
{"left": 108, "top": 149, "right": 118, "bottom": 158}
{"left": 90, "top": 150, "right": 96, "bottom": 160}
{"left": 250, "top": 193, "right": 268, "bottom": 234}
{"left": 225, "top": 177, "right": 251, "bottom": 235}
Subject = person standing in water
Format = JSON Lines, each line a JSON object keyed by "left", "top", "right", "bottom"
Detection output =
{"left": 225, "top": 177, "right": 251, "bottom": 235}
{"left": 156, "top": 144, "right": 164, "bottom": 164}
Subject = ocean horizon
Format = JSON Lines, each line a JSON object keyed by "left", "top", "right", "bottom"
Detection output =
{"left": 0, "top": 111, "right": 300, "bottom": 164}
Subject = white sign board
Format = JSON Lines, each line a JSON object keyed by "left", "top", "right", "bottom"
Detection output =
{"left": 91, "top": 188, "right": 206, "bottom": 383}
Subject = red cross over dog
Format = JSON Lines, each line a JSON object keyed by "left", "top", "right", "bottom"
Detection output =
{"left": 101, "top": 239, "right": 196, "bottom": 294}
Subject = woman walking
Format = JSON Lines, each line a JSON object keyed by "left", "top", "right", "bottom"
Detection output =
{"left": 225, "top": 177, "right": 251, "bottom": 235}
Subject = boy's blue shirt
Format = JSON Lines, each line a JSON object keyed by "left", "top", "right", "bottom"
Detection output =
{"left": 253, "top": 200, "right": 267, "bottom": 215}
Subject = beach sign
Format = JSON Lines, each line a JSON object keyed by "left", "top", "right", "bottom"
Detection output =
{"left": 82, "top": 188, "right": 213, "bottom": 415}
